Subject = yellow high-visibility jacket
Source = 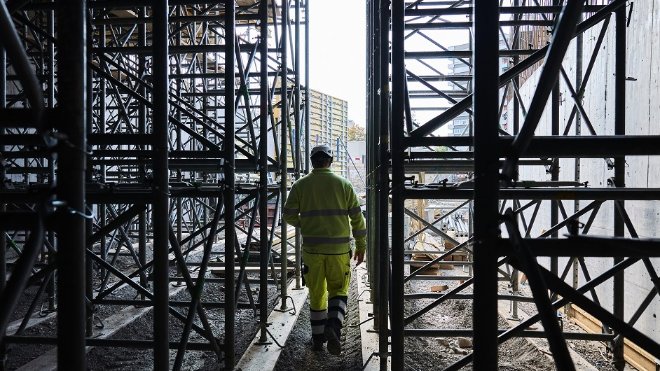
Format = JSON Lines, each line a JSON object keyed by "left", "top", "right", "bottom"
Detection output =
{"left": 283, "top": 168, "right": 367, "bottom": 255}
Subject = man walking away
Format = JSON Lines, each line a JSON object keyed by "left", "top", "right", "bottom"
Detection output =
{"left": 283, "top": 145, "right": 367, "bottom": 355}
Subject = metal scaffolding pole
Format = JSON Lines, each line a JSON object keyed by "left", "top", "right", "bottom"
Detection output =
{"left": 55, "top": 0, "right": 87, "bottom": 368}
{"left": 551, "top": 82, "right": 559, "bottom": 278}
{"left": 0, "top": 31, "right": 6, "bottom": 371}
{"left": 224, "top": 1, "right": 237, "bottom": 368}
{"left": 152, "top": 0, "right": 170, "bottom": 368}
{"left": 304, "top": 0, "right": 310, "bottom": 173}
{"left": 258, "top": 0, "right": 269, "bottom": 346}
{"left": 0, "top": 40, "right": 5, "bottom": 298}
{"left": 377, "top": 0, "right": 390, "bottom": 369}
{"left": 612, "top": 6, "right": 626, "bottom": 370}
{"left": 472, "top": 1, "right": 499, "bottom": 368}
{"left": 280, "top": 0, "right": 289, "bottom": 309}
{"left": 390, "top": 0, "right": 405, "bottom": 369}
{"left": 294, "top": 0, "right": 302, "bottom": 289}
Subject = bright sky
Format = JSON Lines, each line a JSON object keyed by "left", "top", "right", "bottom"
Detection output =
{"left": 308, "top": 0, "right": 367, "bottom": 126}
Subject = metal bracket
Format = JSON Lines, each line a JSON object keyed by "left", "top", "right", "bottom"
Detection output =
{"left": 272, "top": 295, "right": 297, "bottom": 315}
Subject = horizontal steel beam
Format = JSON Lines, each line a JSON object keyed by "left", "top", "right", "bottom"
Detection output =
{"left": 405, "top": 20, "right": 555, "bottom": 30}
{"left": 406, "top": 49, "right": 536, "bottom": 59}
{"left": 402, "top": 329, "right": 614, "bottom": 341}
{"left": 498, "top": 237, "right": 660, "bottom": 257}
{"left": 402, "top": 135, "right": 660, "bottom": 157}
{"left": 405, "top": 5, "right": 606, "bottom": 16}
{"left": 403, "top": 293, "right": 534, "bottom": 302}
{"left": 403, "top": 188, "right": 660, "bottom": 200}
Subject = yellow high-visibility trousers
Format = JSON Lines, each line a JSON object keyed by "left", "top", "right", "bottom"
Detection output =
{"left": 303, "top": 250, "right": 351, "bottom": 341}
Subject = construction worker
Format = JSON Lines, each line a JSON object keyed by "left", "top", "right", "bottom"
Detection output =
{"left": 283, "top": 145, "right": 367, "bottom": 355}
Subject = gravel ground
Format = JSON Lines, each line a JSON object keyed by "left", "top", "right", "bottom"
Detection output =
{"left": 4, "top": 247, "right": 641, "bottom": 371}
{"left": 275, "top": 262, "right": 363, "bottom": 371}
{"left": 274, "top": 263, "right": 554, "bottom": 371}
{"left": 3, "top": 237, "right": 282, "bottom": 371}
{"left": 85, "top": 271, "right": 281, "bottom": 370}
{"left": 402, "top": 281, "right": 554, "bottom": 371}
{"left": 513, "top": 282, "right": 636, "bottom": 371}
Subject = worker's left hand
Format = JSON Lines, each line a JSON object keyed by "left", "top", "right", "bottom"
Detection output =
{"left": 353, "top": 251, "right": 365, "bottom": 266}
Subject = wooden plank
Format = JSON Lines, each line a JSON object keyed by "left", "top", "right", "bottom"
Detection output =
{"left": 568, "top": 304, "right": 659, "bottom": 371}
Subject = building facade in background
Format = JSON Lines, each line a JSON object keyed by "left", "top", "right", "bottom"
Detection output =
{"left": 346, "top": 140, "right": 367, "bottom": 194}
{"left": 309, "top": 89, "right": 349, "bottom": 176}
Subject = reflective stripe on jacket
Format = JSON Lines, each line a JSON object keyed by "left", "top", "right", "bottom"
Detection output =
{"left": 283, "top": 168, "right": 367, "bottom": 254}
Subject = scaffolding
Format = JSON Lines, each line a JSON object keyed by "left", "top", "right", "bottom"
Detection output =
{"left": 4, "top": 0, "right": 660, "bottom": 370}
{"left": 0, "top": 0, "right": 307, "bottom": 369}
{"left": 367, "top": 0, "right": 660, "bottom": 370}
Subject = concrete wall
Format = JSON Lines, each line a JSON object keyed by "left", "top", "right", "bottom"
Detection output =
{"left": 508, "top": 5, "right": 660, "bottom": 344}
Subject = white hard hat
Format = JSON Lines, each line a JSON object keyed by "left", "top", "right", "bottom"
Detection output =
{"left": 310, "top": 145, "right": 333, "bottom": 158}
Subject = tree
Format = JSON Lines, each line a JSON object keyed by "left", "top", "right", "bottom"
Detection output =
{"left": 347, "top": 124, "right": 366, "bottom": 141}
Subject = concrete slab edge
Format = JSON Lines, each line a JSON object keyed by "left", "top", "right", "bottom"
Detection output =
{"left": 235, "top": 280, "right": 307, "bottom": 371}
{"left": 356, "top": 265, "right": 391, "bottom": 371}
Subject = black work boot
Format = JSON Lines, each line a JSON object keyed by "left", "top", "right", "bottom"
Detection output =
{"left": 312, "top": 338, "right": 325, "bottom": 352}
{"left": 324, "top": 325, "right": 341, "bottom": 355}
{"left": 311, "top": 333, "right": 326, "bottom": 352}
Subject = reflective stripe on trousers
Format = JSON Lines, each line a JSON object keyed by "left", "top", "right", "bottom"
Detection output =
{"left": 310, "top": 308, "right": 327, "bottom": 337}
{"left": 328, "top": 296, "right": 348, "bottom": 325}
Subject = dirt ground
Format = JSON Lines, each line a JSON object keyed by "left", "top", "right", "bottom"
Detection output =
{"left": 513, "top": 282, "right": 636, "bottom": 371}
{"left": 401, "top": 281, "right": 554, "bottom": 371}
{"left": 275, "top": 263, "right": 363, "bottom": 371}
{"left": 275, "top": 263, "right": 554, "bottom": 371}
{"left": 3, "top": 252, "right": 640, "bottom": 370}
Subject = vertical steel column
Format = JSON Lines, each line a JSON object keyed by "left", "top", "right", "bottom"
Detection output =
{"left": 152, "top": 0, "right": 170, "bottom": 368}
{"left": 573, "top": 19, "right": 584, "bottom": 291}
{"left": 258, "top": 0, "right": 269, "bottom": 344}
{"left": 85, "top": 24, "right": 94, "bottom": 336}
{"left": 304, "top": 0, "right": 310, "bottom": 173}
{"left": 366, "top": 0, "right": 378, "bottom": 316}
{"left": 293, "top": 0, "right": 302, "bottom": 289}
{"left": 510, "top": 0, "right": 520, "bottom": 318}
{"left": 0, "top": 42, "right": 5, "bottom": 297}
{"left": 0, "top": 39, "right": 6, "bottom": 371}
{"left": 378, "top": 1, "right": 390, "bottom": 369}
{"left": 56, "top": 0, "right": 87, "bottom": 368}
{"left": 612, "top": 7, "right": 626, "bottom": 370}
{"left": 472, "top": 1, "right": 500, "bottom": 369}
{"left": 138, "top": 7, "right": 149, "bottom": 300}
{"left": 279, "top": 0, "right": 289, "bottom": 308}
{"left": 175, "top": 8, "right": 183, "bottom": 248}
{"left": 47, "top": 12, "right": 56, "bottom": 312}
{"left": 390, "top": 0, "right": 404, "bottom": 369}
{"left": 224, "top": 1, "right": 237, "bottom": 368}
{"left": 365, "top": 0, "right": 373, "bottom": 275}
{"left": 0, "top": 40, "right": 4, "bottom": 371}
{"left": 551, "top": 83, "right": 559, "bottom": 279}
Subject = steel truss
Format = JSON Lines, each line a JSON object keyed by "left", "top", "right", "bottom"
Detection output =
{"left": 1, "top": 0, "right": 307, "bottom": 369}
{"left": 367, "top": 0, "right": 660, "bottom": 369}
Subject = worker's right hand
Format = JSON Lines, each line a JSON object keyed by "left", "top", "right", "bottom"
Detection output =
{"left": 353, "top": 250, "right": 365, "bottom": 267}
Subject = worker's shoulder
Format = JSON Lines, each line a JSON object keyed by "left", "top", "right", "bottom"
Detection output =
{"left": 297, "top": 171, "right": 352, "bottom": 187}
{"left": 324, "top": 172, "right": 353, "bottom": 187}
